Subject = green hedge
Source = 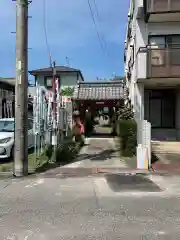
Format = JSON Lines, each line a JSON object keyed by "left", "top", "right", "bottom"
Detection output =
{"left": 118, "top": 119, "right": 137, "bottom": 157}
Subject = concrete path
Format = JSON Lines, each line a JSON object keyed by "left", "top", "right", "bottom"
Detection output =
{"left": 62, "top": 137, "right": 128, "bottom": 169}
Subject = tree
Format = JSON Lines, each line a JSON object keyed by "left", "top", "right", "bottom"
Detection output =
{"left": 117, "top": 101, "right": 134, "bottom": 120}
{"left": 61, "top": 87, "right": 74, "bottom": 96}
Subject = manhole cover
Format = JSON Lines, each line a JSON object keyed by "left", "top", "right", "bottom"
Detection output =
{"left": 106, "top": 174, "right": 161, "bottom": 192}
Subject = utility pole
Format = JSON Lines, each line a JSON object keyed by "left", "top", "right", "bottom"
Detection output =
{"left": 13, "top": 0, "right": 29, "bottom": 177}
{"left": 51, "top": 61, "right": 57, "bottom": 162}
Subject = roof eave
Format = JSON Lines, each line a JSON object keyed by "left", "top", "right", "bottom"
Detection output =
{"left": 29, "top": 70, "right": 84, "bottom": 80}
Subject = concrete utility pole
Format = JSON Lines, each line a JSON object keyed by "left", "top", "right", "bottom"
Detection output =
{"left": 51, "top": 61, "right": 57, "bottom": 162}
{"left": 14, "top": 0, "right": 29, "bottom": 177}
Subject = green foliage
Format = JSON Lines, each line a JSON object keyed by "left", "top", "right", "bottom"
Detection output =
{"left": 112, "top": 101, "right": 134, "bottom": 136}
{"left": 74, "top": 134, "right": 85, "bottom": 146}
{"left": 61, "top": 87, "right": 74, "bottom": 96}
{"left": 45, "top": 141, "right": 82, "bottom": 164}
{"left": 45, "top": 144, "right": 53, "bottom": 159}
{"left": 115, "top": 100, "right": 137, "bottom": 157}
{"left": 56, "top": 142, "right": 81, "bottom": 163}
{"left": 117, "top": 102, "right": 134, "bottom": 120}
{"left": 118, "top": 119, "right": 137, "bottom": 157}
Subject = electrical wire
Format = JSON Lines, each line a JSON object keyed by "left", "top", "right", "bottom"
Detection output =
{"left": 87, "top": 0, "right": 106, "bottom": 55}
{"left": 93, "top": 0, "right": 100, "bottom": 21}
{"left": 92, "top": 0, "right": 108, "bottom": 54}
{"left": 43, "top": 0, "right": 52, "bottom": 67}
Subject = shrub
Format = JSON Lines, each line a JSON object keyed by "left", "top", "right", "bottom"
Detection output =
{"left": 45, "top": 141, "right": 82, "bottom": 164}
{"left": 118, "top": 119, "right": 137, "bottom": 157}
{"left": 56, "top": 141, "right": 81, "bottom": 163}
{"left": 45, "top": 144, "right": 53, "bottom": 159}
{"left": 117, "top": 102, "right": 134, "bottom": 120}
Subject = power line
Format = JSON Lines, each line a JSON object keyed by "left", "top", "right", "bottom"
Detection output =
{"left": 93, "top": 0, "right": 100, "bottom": 21}
{"left": 87, "top": 0, "right": 106, "bottom": 55}
{"left": 43, "top": 0, "right": 52, "bottom": 66}
{"left": 92, "top": 0, "right": 108, "bottom": 54}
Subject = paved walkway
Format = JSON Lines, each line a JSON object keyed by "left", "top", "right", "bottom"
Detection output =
{"left": 63, "top": 137, "right": 128, "bottom": 169}
{"left": 152, "top": 141, "right": 180, "bottom": 172}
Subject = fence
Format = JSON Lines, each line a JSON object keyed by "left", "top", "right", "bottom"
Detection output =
{"left": 33, "top": 86, "right": 73, "bottom": 161}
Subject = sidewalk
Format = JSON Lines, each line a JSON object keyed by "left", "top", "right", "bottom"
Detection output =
{"left": 38, "top": 137, "right": 180, "bottom": 178}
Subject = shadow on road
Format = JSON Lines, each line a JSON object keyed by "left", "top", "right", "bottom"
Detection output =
{"left": 77, "top": 148, "right": 118, "bottom": 162}
{"left": 89, "top": 132, "right": 115, "bottom": 138}
{"left": 106, "top": 174, "right": 162, "bottom": 192}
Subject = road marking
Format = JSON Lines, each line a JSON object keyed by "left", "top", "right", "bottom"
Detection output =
{"left": 24, "top": 230, "right": 34, "bottom": 240}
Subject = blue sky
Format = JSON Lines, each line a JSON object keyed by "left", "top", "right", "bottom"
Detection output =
{"left": 0, "top": 0, "right": 129, "bottom": 82}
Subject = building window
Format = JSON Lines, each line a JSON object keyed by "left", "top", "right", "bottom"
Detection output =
{"left": 44, "top": 77, "right": 52, "bottom": 88}
{"left": 167, "top": 35, "right": 180, "bottom": 65}
{"left": 149, "top": 35, "right": 180, "bottom": 66}
{"left": 149, "top": 36, "right": 165, "bottom": 66}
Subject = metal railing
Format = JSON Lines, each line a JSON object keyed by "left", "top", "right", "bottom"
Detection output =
{"left": 146, "top": 0, "right": 180, "bottom": 13}
{"left": 147, "top": 47, "right": 180, "bottom": 78}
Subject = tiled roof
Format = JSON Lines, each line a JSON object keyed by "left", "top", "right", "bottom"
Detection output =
{"left": 72, "top": 81, "right": 126, "bottom": 100}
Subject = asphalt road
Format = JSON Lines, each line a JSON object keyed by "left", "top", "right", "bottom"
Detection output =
{"left": 1, "top": 173, "right": 180, "bottom": 239}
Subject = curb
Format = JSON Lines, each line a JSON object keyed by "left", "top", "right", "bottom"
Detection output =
{"left": 1, "top": 166, "right": 180, "bottom": 178}
{"left": 0, "top": 172, "right": 13, "bottom": 178}
{"left": 0, "top": 168, "right": 36, "bottom": 179}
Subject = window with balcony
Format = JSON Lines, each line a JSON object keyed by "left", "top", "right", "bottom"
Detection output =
{"left": 149, "top": 36, "right": 165, "bottom": 65}
{"left": 149, "top": 35, "right": 180, "bottom": 66}
{"left": 147, "top": 0, "right": 180, "bottom": 12}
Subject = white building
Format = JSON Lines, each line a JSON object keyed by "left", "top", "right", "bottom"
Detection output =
{"left": 29, "top": 66, "right": 84, "bottom": 96}
{"left": 124, "top": 0, "right": 180, "bottom": 141}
